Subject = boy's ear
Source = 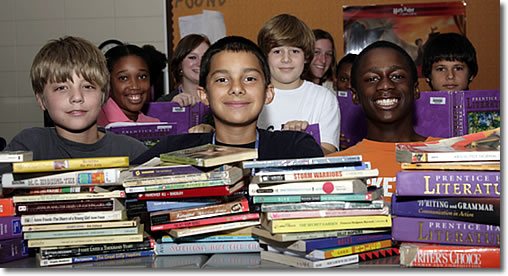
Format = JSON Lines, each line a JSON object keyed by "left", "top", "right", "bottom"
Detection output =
{"left": 351, "top": 88, "right": 360, "bottom": 105}
{"left": 264, "top": 84, "right": 275, "bottom": 105}
{"left": 197, "top": 86, "right": 209, "bottom": 106}
{"left": 35, "top": 93, "right": 47, "bottom": 111}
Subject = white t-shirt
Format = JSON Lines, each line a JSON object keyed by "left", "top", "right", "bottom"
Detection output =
{"left": 258, "top": 80, "right": 341, "bottom": 149}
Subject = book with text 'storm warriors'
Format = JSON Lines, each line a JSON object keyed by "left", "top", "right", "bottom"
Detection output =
{"left": 391, "top": 216, "right": 500, "bottom": 247}
{"left": 12, "top": 156, "right": 129, "bottom": 173}
{"left": 253, "top": 168, "right": 379, "bottom": 184}
{"left": 400, "top": 161, "right": 500, "bottom": 171}
{"left": 136, "top": 181, "right": 245, "bottom": 200}
{"left": 160, "top": 144, "right": 258, "bottom": 167}
{"left": 399, "top": 242, "right": 500, "bottom": 268}
{"left": 391, "top": 195, "right": 500, "bottom": 225}
{"left": 241, "top": 155, "right": 362, "bottom": 169}
{"left": 0, "top": 150, "right": 33, "bottom": 163}
{"left": 248, "top": 179, "right": 368, "bottom": 195}
{"left": 395, "top": 128, "right": 500, "bottom": 163}
{"left": 395, "top": 170, "right": 500, "bottom": 197}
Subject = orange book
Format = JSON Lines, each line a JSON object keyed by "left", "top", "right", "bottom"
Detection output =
{"left": 0, "top": 197, "right": 15, "bottom": 217}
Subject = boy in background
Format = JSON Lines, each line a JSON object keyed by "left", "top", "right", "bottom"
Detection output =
{"left": 422, "top": 32, "right": 478, "bottom": 91}
{"left": 3, "top": 36, "right": 147, "bottom": 165}
{"left": 328, "top": 41, "right": 437, "bottom": 201}
{"left": 132, "top": 36, "right": 323, "bottom": 165}
{"left": 256, "top": 14, "right": 341, "bottom": 155}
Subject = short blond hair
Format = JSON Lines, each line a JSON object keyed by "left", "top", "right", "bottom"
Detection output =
{"left": 257, "top": 14, "right": 315, "bottom": 64}
{"left": 30, "top": 36, "right": 109, "bottom": 98}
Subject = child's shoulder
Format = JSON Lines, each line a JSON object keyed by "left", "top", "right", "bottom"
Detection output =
{"left": 13, "top": 127, "right": 54, "bottom": 140}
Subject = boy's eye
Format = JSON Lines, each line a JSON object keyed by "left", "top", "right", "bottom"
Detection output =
{"left": 245, "top": 76, "right": 257, "bottom": 82}
{"left": 390, "top": 74, "right": 404, "bottom": 81}
{"left": 291, "top": 49, "right": 301, "bottom": 54}
{"left": 83, "top": 84, "right": 96, "bottom": 90}
{"left": 435, "top": 66, "right": 446, "bottom": 72}
{"left": 271, "top": 49, "right": 281, "bottom": 55}
{"left": 453, "top": 66, "right": 464, "bottom": 71}
{"left": 214, "top": 77, "right": 228, "bottom": 83}
{"left": 54, "top": 85, "right": 67, "bottom": 92}
{"left": 366, "top": 76, "right": 380, "bottom": 83}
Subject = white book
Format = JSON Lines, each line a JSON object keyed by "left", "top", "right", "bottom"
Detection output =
{"left": 169, "top": 220, "right": 260, "bottom": 238}
{"left": 21, "top": 203, "right": 126, "bottom": 225}
{"left": 253, "top": 168, "right": 379, "bottom": 184}
{"left": 22, "top": 218, "right": 139, "bottom": 232}
{"left": 12, "top": 189, "right": 125, "bottom": 203}
{"left": 24, "top": 225, "right": 141, "bottom": 239}
{"left": 28, "top": 227, "right": 144, "bottom": 247}
{"left": 0, "top": 151, "right": 33, "bottom": 163}
{"left": 261, "top": 250, "right": 358, "bottom": 268}
{"left": 248, "top": 179, "right": 367, "bottom": 195}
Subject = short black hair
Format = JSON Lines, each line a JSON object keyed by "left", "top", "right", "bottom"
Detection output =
{"left": 351, "top": 41, "right": 417, "bottom": 90}
{"left": 105, "top": 44, "right": 152, "bottom": 82}
{"left": 336, "top": 53, "right": 357, "bottom": 74}
{"left": 422, "top": 32, "right": 478, "bottom": 80}
{"left": 199, "top": 36, "right": 271, "bottom": 88}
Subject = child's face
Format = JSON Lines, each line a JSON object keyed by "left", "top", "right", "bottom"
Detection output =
{"left": 110, "top": 55, "right": 151, "bottom": 118}
{"left": 181, "top": 42, "right": 209, "bottom": 85}
{"left": 198, "top": 51, "right": 274, "bottom": 128}
{"left": 36, "top": 72, "right": 103, "bottom": 133}
{"left": 352, "top": 47, "right": 418, "bottom": 124}
{"left": 267, "top": 46, "right": 305, "bottom": 89}
{"left": 428, "top": 60, "right": 470, "bottom": 91}
{"left": 310, "top": 39, "right": 333, "bottom": 80}
{"left": 336, "top": 63, "right": 353, "bottom": 91}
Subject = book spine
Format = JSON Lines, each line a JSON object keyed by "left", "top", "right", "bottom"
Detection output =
{"left": 258, "top": 169, "right": 379, "bottom": 183}
{"left": 0, "top": 198, "right": 15, "bottom": 217}
{"left": 241, "top": 155, "right": 362, "bottom": 169}
{"left": 12, "top": 156, "right": 129, "bottom": 173}
{"left": 145, "top": 199, "right": 220, "bottom": 212}
{"left": 253, "top": 193, "right": 373, "bottom": 204}
{"left": 308, "top": 239, "right": 393, "bottom": 259}
{"left": 151, "top": 213, "right": 259, "bottom": 231}
{"left": 392, "top": 216, "right": 500, "bottom": 246}
{"left": 137, "top": 185, "right": 236, "bottom": 200}
{"left": 151, "top": 197, "right": 249, "bottom": 224}
{"left": 161, "top": 235, "right": 256, "bottom": 243}
{"left": 22, "top": 219, "right": 138, "bottom": 232}
{"left": 400, "top": 243, "right": 500, "bottom": 268}
{"left": 21, "top": 210, "right": 126, "bottom": 225}
{"left": 169, "top": 220, "right": 260, "bottom": 238}
{"left": 155, "top": 241, "right": 260, "bottom": 255}
{"left": 260, "top": 250, "right": 359, "bottom": 268}
{"left": 0, "top": 216, "right": 22, "bottom": 239}
{"left": 391, "top": 196, "right": 500, "bottom": 225}
{"left": 18, "top": 186, "right": 91, "bottom": 195}
{"left": 12, "top": 190, "right": 126, "bottom": 203}
{"left": 4, "top": 169, "right": 121, "bottom": 188}
{"left": 249, "top": 180, "right": 366, "bottom": 195}
{"left": 424, "top": 151, "right": 500, "bottom": 163}
{"left": 267, "top": 215, "right": 392, "bottom": 233}
{"left": 293, "top": 233, "right": 392, "bottom": 253}
{"left": 39, "top": 250, "right": 154, "bottom": 267}
{"left": 131, "top": 165, "right": 201, "bottom": 178}
{"left": 24, "top": 225, "right": 140, "bottom": 239}
{"left": 265, "top": 206, "right": 390, "bottom": 220}
{"left": 125, "top": 179, "right": 227, "bottom": 193}
{"left": 40, "top": 239, "right": 153, "bottom": 259}
{"left": 358, "top": 247, "right": 400, "bottom": 262}
{"left": 15, "top": 199, "right": 114, "bottom": 215}
{"left": 396, "top": 171, "right": 500, "bottom": 197}
{"left": 0, "top": 151, "right": 32, "bottom": 162}
{"left": 28, "top": 232, "right": 144, "bottom": 247}
{"left": 261, "top": 200, "right": 385, "bottom": 212}
{"left": 0, "top": 238, "right": 29, "bottom": 264}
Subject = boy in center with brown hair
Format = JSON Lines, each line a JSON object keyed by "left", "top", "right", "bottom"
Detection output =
{"left": 132, "top": 36, "right": 323, "bottom": 165}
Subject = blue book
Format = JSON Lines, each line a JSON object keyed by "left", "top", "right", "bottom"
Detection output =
{"left": 285, "top": 233, "right": 392, "bottom": 253}
{"left": 145, "top": 199, "right": 221, "bottom": 212}
{"left": 154, "top": 241, "right": 260, "bottom": 255}
{"left": 161, "top": 234, "right": 257, "bottom": 243}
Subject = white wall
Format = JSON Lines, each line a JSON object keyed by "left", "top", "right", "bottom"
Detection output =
{"left": 0, "top": 0, "right": 166, "bottom": 143}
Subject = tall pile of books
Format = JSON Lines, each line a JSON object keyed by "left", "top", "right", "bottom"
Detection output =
{"left": 121, "top": 144, "right": 262, "bottom": 257}
{"left": 392, "top": 128, "right": 501, "bottom": 268}
{"left": 1, "top": 155, "right": 152, "bottom": 267}
{"left": 244, "top": 156, "right": 395, "bottom": 268}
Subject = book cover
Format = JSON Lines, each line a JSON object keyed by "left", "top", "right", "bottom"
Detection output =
{"left": 263, "top": 206, "right": 390, "bottom": 220}
{"left": 261, "top": 249, "right": 359, "bottom": 268}
{"left": 145, "top": 101, "right": 210, "bottom": 134}
{"left": 400, "top": 161, "right": 500, "bottom": 171}
{"left": 129, "top": 157, "right": 202, "bottom": 177}
{"left": 137, "top": 181, "right": 244, "bottom": 200}
{"left": 395, "top": 170, "right": 500, "bottom": 197}
{"left": 395, "top": 128, "right": 500, "bottom": 163}
{"left": 106, "top": 122, "right": 178, "bottom": 142}
{"left": 38, "top": 249, "right": 154, "bottom": 267}
{"left": 260, "top": 200, "right": 385, "bottom": 212}
{"left": 399, "top": 242, "right": 500, "bottom": 268}
{"left": 391, "top": 195, "right": 500, "bottom": 225}
{"left": 150, "top": 197, "right": 249, "bottom": 224}
{"left": 249, "top": 179, "right": 368, "bottom": 196}
{"left": 252, "top": 227, "right": 390, "bottom": 242}
{"left": 27, "top": 227, "right": 144, "bottom": 247}
{"left": 160, "top": 144, "right": 258, "bottom": 167}
{"left": 22, "top": 218, "right": 139, "bottom": 232}
{"left": 12, "top": 156, "right": 129, "bottom": 173}
{"left": 154, "top": 240, "right": 260, "bottom": 255}
{"left": 168, "top": 220, "right": 260, "bottom": 238}
{"left": 241, "top": 155, "right": 363, "bottom": 169}
{"left": 262, "top": 215, "right": 392, "bottom": 234}
{"left": 252, "top": 188, "right": 382, "bottom": 204}
{"left": 124, "top": 179, "right": 232, "bottom": 194}
{"left": 0, "top": 198, "right": 15, "bottom": 217}
{"left": 145, "top": 199, "right": 222, "bottom": 212}
{"left": 15, "top": 198, "right": 116, "bottom": 215}
{"left": 337, "top": 90, "right": 368, "bottom": 149}
{"left": 253, "top": 168, "right": 379, "bottom": 184}
{"left": 414, "top": 90, "right": 500, "bottom": 138}
{"left": 391, "top": 216, "right": 500, "bottom": 246}
{"left": 2, "top": 168, "right": 123, "bottom": 188}
{"left": 0, "top": 216, "right": 22, "bottom": 240}
{"left": 20, "top": 207, "right": 127, "bottom": 226}
{"left": 307, "top": 239, "right": 393, "bottom": 260}
{"left": 151, "top": 212, "right": 259, "bottom": 232}
{"left": 0, "top": 151, "right": 33, "bottom": 163}
{"left": 12, "top": 189, "right": 126, "bottom": 203}
{"left": 284, "top": 233, "right": 393, "bottom": 253}
{"left": 0, "top": 237, "right": 29, "bottom": 264}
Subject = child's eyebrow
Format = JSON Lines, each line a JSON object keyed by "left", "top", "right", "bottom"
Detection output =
{"left": 210, "top": 68, "right": 262, "bottom": 75}
{"left": 366, "top": 65, "right": 406, "bottom": 73}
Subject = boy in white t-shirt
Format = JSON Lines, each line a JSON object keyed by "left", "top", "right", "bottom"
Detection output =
{"left": 256, "top": 14, "right": 341, "bottom": 154}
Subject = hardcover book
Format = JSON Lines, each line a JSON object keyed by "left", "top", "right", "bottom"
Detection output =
{"left": 105, "top": 122, "right": 178, "bottom": 143}
{"left": 261, "top": 249, "right": 359, "bottom": 268}
{"left": 261, "top": 215, "right": 392, "bottom": 233}
{"left": 12, "top": 156, "right": 129, "bottom": 173}
{"left": 248, "top": 179, "right": 368, "bottom": 196}
{"left": 145, "top": 101, "right": 210, "bottom": 134}
{"left": 154, "top": 240, "right": 260, "bottom": 255}
{"left": 391, "top": 216, "right": 500, "bottom": 247}
{"left": 0, "top": 151, "right": 33, "bottom": 163}
{"left": 337, "top": 90, "right": 367, "bottom": 149}
{"left": 160, "top": 144, "right": 258, "bottom": 167}
{"left": 241, "top": 155, "right": 362, "bottom": 169}
{"left": 0, "top": 237, "right": 29, "bottom": 264}
{"left": 391, "top": 195, "right": 500, "bottom": 225}
{"left": 395, "top": 170, "right": 500, "bottom": 197}
{"left": 395, "top": 128, "right": 500, "bottom": 163}
{"left": 0, "top": 198, "right": 15, "bottom": 217}
{"left": 129, "top": 157, "right": 201, "bottom": 177}
{"left": 399, "top": 242, "right": 500, "bottom": 268}
{"left": 414, "top": 90, "right": 500, "bottom": 138}
{"left": 137, "top": 181, "right": 245, "bottom": 200}
{"left": 0, "top": 216, "right": 22, "bottom": 240}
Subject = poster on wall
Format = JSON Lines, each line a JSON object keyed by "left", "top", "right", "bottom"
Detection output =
{"left": 343, "top": 1, "right": 466, "bottom": 76}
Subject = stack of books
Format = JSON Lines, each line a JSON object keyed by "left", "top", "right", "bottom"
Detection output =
{"left": 1, "top": 156, "right": 153, "bottom": 267}
{"left": 121, "top": 144, "right": 262, "bottom": 257}
{"left": 243, "top": 156, "right": 395, "bottom": 268}
{"left": 392, "top": 128, "right": 501, "bottom": 268}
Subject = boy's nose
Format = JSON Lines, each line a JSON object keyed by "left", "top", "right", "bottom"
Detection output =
{"left": 229, "top": 80, "right": 246, "bottom": 95}
{"left": 69, "top": 89, "right": 84, "bottom": 103}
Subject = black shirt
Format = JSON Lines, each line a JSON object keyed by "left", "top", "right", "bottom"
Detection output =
{"left": 132, "top": 129, "right": 324, "bottom": 165}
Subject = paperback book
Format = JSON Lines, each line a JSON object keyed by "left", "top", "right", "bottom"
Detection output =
{"left": 129, "top": 157, "right": 201, "bottom": 177}
{"left": 0, "top": 198, "right": 15, "bottom": 217}
{"left": 249, "top": 179, "right": 368, "bottom": 196}
{"left": 38, "top": 249, "right": 154, "bottom": 267}
{"left": 145, "top": 199, "right": 222, "bottom": 212}
{"left": 15, "top": 198, "right": 118, "bottom": 215}
{"left": 252, "top": 227, "right": 390, "bottom": 242}
{"left": 260, "top": 200, "right": 385, "bottom": 212}
{"left": 262, "top": 206, "right": 390, "bottom": 220}
{"left": 151, "top": 212, "right": 259, "bottom": 232}
{"left": 168, "top": 220, "right": 260, "bottom": 238}
{"left": 241, "top": 155, "right": 363, "bottom": 169}
{"left": 20, "top": 205, "right": 127, "bottom": 226}
{"left": 253, "top": 168, "right": 379, "bottom": 184}
{"left": 400, "top": 161, "right": 500, "bottom": 171}
{"left": 137, "top": 181, "right": 245, "bottom": 200}
{"left": 154, "top": 240, "right": 260, "bottom": 255}
{"left": 22, "top": 218, "right": 140, "bottom": 232}
{"left": 252, "top": 188, "right": 382, "bottom": 204}
{"left": 261, "top": 215, "right": 392, "bottom": 233}
{"left": 306, "top": 239, "right": 393, "bottom": 260}
{"left": 12, "top": 156, "right": 129, "bottom": 173}
{"left": 160, "top": 144, "right": 258, "bottom": 167}
{"left": 0, "top": 150, "right": 33, "bottom": 163}
{"left": 261, "top": 249, "right": 359, "bottom": 268}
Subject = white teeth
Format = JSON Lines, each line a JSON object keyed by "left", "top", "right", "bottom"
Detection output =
{"left": 375, "top": 98, "right": 398, "bottom": 106}
{"left": 128, "top": 94, "right": 141, "bottom": 100}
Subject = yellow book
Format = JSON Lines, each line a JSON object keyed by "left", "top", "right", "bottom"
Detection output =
{"left": 262, "top": 215, "right": 392, "bottom": 234}
{"left": 13, "top": 156, "right": 129, "bottom": 173}
{"left": 307, "top": 239, "right": 393, "bottom": 259}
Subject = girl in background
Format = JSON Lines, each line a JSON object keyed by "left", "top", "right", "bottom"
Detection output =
{"left": 303, "top": 29, "right": 336, "bottom": 93}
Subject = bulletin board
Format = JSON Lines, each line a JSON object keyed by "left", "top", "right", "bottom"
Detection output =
{"left": 167, "top": 0, "right": 499, "bottom": 92}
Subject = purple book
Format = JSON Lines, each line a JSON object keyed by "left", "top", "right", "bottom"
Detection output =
{"left": 107, "top": 123, "right": 178, "bottom": 141}
{"left": 391, "top": 216, "right": 500, "bottom": 247}
{"left": 414, "top": 90, "right": 500, "bottom": 138}
{"left": 337, "top": 91, "right": 367, "bottom": 149}
{"left": 391, "top": 195, "right": 500, "bottom": 225}
{"left": 145, "top": 102, "right": 210, "bottom": 134}
{"left": 396, "top": 171, "right": 500, "bottom": 197}
{"left": 305, "top": 123, "right": 321, "bottom": 145}
{"left": 297, "top": 233, "right": 392, "bottom": 253}
{"left": 0, "top": 216, "right": 22, "bottom": 240}
{"left": 0, "top": 237, "right": 29, "bottom": 263}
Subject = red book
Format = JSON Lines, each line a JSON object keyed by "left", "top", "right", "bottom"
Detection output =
{"left": 0, "top": 198, "right": 15, "bottom": 217}
{"left": 137, "top": 181, "right": 244, "bottom": 200}
{"left": 151, "top": 212, "right": 259, "bottom": 231}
